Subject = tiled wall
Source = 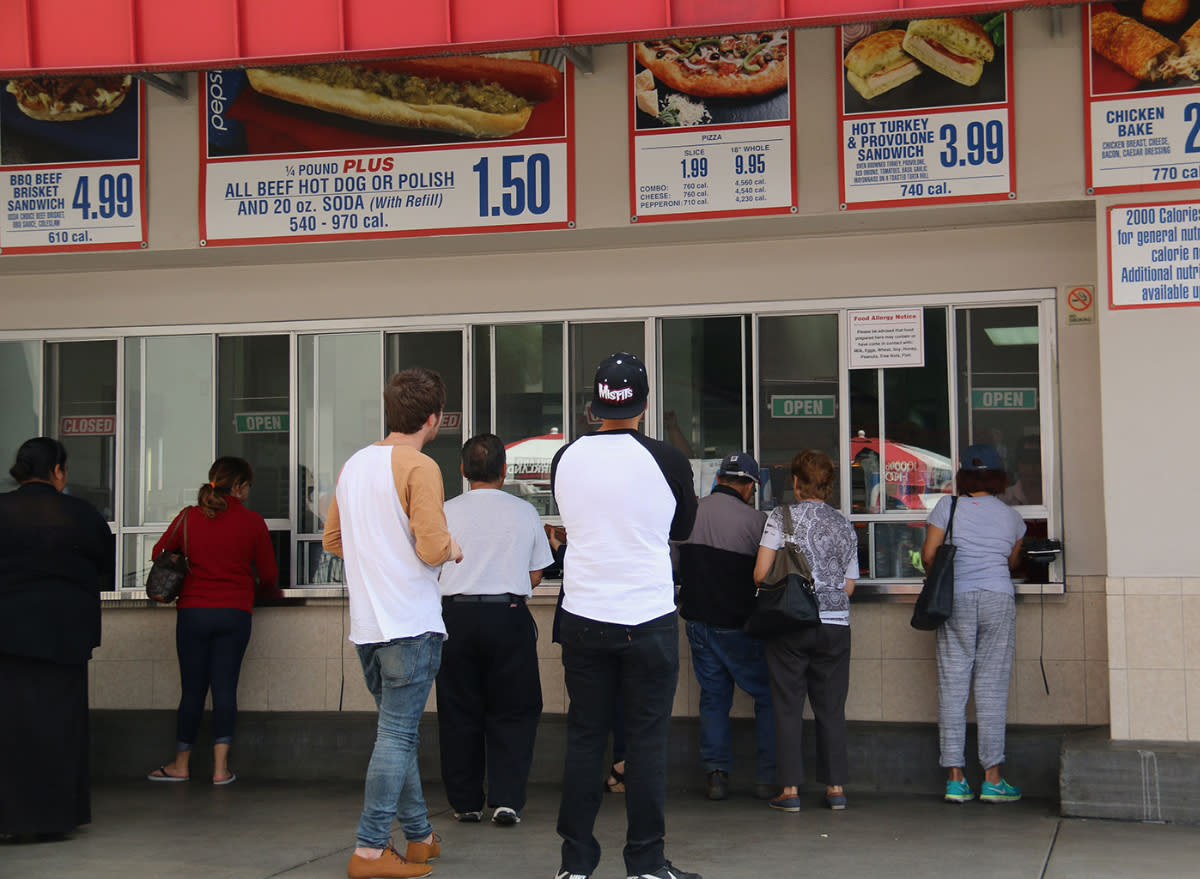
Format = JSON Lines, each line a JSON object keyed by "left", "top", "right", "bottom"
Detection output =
{"left": 1105, "top": 577, "right": 1200, "bottom": 742}
{"left": 91, "top": 576, "right": 1107, "bottom": 728}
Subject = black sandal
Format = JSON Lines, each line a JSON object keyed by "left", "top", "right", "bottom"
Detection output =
{"left": 604, "top": 763, "right": 625, "bottom": 794}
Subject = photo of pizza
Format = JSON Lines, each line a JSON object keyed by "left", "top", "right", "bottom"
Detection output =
{"left": 634, "top": 32, "right": 789, "bottom": 99}
{"left": 632, "top": 31, "right": 790, "bottom": 131}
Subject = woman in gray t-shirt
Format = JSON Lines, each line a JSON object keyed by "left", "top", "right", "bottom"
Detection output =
{"left": 922, "top": 444, "right": 1026, "bottom": 805}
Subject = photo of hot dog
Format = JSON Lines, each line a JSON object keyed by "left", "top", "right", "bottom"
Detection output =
{"left": 245, "top": 55, "right": 562, "bottom": 140}
{"left": 5, "top": 74, "right": 132, "bottom": 122}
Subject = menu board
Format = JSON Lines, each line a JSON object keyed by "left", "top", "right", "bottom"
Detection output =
{"left": 200, "top": 54, "right": 574, "bottom": 246}
{"left": 1, "top": 76, "right": 147, "bottom": 254}
{"left": 1108, "top": 199, "right": 1200, "bottom": 308}
{"left": 1084, "top": 4, "right": 1200, "bottom": 194}
{"left": 628, "top": 32, "right": 796, "bottom": 222}
{"left": 837, "top": 14, "right": 1015, "bottom": 210}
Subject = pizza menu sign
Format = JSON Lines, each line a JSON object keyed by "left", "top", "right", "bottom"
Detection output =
{"left": 200, "top": 55, "right": 575, "bottom": 245}
{"left": 837, "top": 14, "right": 1016, "bottom": 210}
{"left": 1084, "top": 4, "right": 1200, "bottom": 194}
{"left": 628, "top": 32, "right": 797, "bottom": 222}
{"left": 0, "top": 75, "right": 147, "bottom": 254}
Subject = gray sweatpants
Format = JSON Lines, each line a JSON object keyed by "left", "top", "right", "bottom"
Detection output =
{"left": 935, "top": 590, "right": 1016, "bottom": 770}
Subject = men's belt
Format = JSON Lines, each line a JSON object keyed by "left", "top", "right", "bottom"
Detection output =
{"left": 444, "top": 593, "right": 526, "bottom": 604}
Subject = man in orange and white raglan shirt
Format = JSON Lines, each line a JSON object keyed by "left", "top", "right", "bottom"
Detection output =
{"left": 322, "top": 367, "right": 463, "bottom": 879}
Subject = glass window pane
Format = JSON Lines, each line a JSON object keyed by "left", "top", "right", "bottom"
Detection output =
{"left": 849, "top": 308, "right": 952, "bottom": 514}
{"left": 45, "top": 340, "right": 117, "bottom": 520}
{"left": 473, "top": 326, "right": 491, "bottom": 440}
{"left": 124, "top": 335, "right": 214, "bottom": 526}
{"left": 386, "top": 331, "right": 465, "bottom": 501}
{"left": 569, "top": 322, "right": 643, "bottom": 437}
{"left": 298, "top": 333, "right": 382, "bottom": 535}
{"left": 660, "top": 316, "right": 747, "bottom": 497}
{"left": 217, "top": 336, "right": 290, "bottom": 520}
{"left": 488, "top": 323, "right": 564, "bottom": 517}
{"left": 0, "top": 341, "right": 40, "bottom": 492}
{"left": 757, "top": 314, "right": 839, "bottom": 510}
{"left": 300, "top": 538, "right": 345, "bottom": 585}
{"left": 859, "top": 521, "right": 927, "bottom": 580}
{"left": 956, "top": 306, "right": 1043, "bottom": 506}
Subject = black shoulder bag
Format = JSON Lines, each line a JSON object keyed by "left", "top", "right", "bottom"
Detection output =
{"left": 146, "top": 508, "right": 191, "bottom": 603}
{"left": 743, "top": 505, "right": 821, "bottom": 638}
{"left": 911, "top": 496, "right": 957, "bottom": 631}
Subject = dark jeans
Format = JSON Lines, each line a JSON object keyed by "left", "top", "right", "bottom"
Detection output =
{"left": 175, "top": 608, "right": 252, "bottom": 748}
{"left": 685, "top": 620, "right": 776, "bottom": 783}
{"left": 436, "top": 599, "right": 542, "bottom": 813}
{"left": 765, "top": 623, "right": 851, "bottom": 787}
{"left": 556, "top": 609, "right": 679, "bottom": 877}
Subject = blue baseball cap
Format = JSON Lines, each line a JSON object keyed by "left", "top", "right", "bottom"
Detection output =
{"left": 962, "top": 443, "right": 1003, "bottom": 471}
{"left": 718, "top": 452, "right": 763, "bottom": 483}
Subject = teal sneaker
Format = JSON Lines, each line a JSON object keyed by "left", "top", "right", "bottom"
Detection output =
{"left": 944, "top": 779, "right": 973, "bottom": 802}
{"left": 980, "top": 779, "right": 1022, "bottom": 802}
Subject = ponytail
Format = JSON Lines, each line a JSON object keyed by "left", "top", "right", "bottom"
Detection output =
{"left": 196, "top": 456, "right": 253, "bottom": 518}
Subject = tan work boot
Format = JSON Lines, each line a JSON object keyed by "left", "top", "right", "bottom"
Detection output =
{"left": 405, "top": 834, "right": 441, "bottom": 863}
{"left": 347, "top": 843, "right": 432, "bottom": 879}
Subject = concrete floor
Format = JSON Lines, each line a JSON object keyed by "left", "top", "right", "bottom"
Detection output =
{"left": 2, "top": 780, "right": 1198, "bottom": 879}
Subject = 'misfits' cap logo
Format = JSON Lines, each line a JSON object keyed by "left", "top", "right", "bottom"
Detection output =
{"left": 597, "top": 381, "right": 634, "bottom": 403}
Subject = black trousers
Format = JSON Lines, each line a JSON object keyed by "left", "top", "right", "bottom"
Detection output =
{"left": 556, "top": 609, "right": 678, "bottom": 877}
{"left": 435, "top": 599, "right": 542, "bottom": 813}
{"left": 175, "top": 608, "right": 252, "bottom": 748}
{"left": 765, "top": 623, "right": 851, "bottom": 787}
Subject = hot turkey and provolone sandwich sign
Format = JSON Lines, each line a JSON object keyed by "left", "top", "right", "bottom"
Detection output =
{"left": 837, "top": 14, "right": 1015, "bottom": 210}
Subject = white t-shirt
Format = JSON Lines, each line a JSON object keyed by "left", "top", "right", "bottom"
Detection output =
{"left": 440, "top": 488, "right": 553, "bottom": 597}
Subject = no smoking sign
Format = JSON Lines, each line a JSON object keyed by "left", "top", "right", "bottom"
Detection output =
{"left": 1065, "top": 285, "right": 1095, "bottom": 325}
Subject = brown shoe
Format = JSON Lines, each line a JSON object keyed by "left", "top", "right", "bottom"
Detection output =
{"left": 347, "top": 843, "right": 432, "bottom": 879}
{"left": 405, "top": 834, "right": 441, "bottom": 864}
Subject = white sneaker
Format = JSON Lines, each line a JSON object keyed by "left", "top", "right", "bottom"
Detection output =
{"left": 555, "top": 871, "right": 588, "bottom": 879}
{"left": 454, "top": 810, "right": 482, "bottom": 822}
{"left": 492, "top": 806, "right": 521, "bottom": 826}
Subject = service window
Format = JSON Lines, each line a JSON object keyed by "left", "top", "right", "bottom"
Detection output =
{"left": 45, "top": 340, "right": 117, "bottom": 521}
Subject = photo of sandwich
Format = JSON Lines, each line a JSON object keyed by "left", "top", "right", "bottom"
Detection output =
{"left": 1088, "top": 2, "right": 1200, "bottom": 94}
{"left": 5, "top": 75, "right": 132, "bottom": 122}
{"left": 841, "top": 15, "right": 1007, "bottom": 114}
{"left": 1, "top": 75, "right": 140, "bottom": 166}
{"left": 844, "top": 30, "right": 922, "bottom": 100}
{"left": 901, "top": 18, "right": 995, "bottom": 87}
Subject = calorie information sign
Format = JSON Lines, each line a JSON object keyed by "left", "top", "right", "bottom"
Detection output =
{"left": 200, "top": 62, "right": 575, "bottom": 246}
{"left": 836, "top": 15, "right": 1016, "bottom": 210}
{"left": 627, "top": 34, "right": 797, "bottom": 223}
{"left": 1, "top": 79, "right": 147, "bottom": 254}
{"left": 1083, "top": 6, "right": 1200, "bottom": 194}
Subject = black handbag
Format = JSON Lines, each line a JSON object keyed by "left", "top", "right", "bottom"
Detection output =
{"left": 743, "top": 505, "right": 821, "bottom": 638}
{"left": 145, "top": 508, "right": 191, "bottom": 603}
{"left": 911, "top": 496, "right": 957, "bottom": 631}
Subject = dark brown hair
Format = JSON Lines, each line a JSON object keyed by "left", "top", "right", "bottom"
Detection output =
{"left": 384, "top": 368, "right": 446, "bottom": 435}
{"left": 791, "top": 448, "right": 835, "bottom": 501}
{"left": 461, "top": 433, "right": 505, "bottom": 483}
{"left": 957, "top": 468, "right": 1008, "bottom": 496}
{"left": 197, "top": 456, "right": 253, "bottom": 519}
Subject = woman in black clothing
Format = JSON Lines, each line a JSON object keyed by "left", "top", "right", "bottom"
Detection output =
{"left": 0, "top": 438, "right": 114, "bottom": 840}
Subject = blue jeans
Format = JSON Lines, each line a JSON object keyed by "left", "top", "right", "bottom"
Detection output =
{"left": 355, "top": 633, "right": 442, "bottom": 848}
{"left": 685, "top": 621, "right": 776, "bottom": 783}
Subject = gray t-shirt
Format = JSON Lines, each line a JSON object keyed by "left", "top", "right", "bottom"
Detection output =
{"left": 440, "top": 489, "right": 554, "bottom": 597}
{"left": 760, "top": 501, "right": 860, "bottom": 626}
{"left": 928, "top": 494, "right": 1026, "bottom": 595}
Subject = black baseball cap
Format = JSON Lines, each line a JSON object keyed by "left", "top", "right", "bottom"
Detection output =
{"left": 591, "top": 352, "right": 649, "bottom": 419}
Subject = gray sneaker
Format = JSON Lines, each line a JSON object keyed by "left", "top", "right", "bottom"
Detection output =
{"left": 704, "top": 770, "right": 728, "bottom": 801}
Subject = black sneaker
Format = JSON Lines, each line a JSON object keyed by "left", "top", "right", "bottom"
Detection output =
{"left": 491, "top": 806, "right": 521, "bottom": 826}
{"left": 704, "top": 769, "right": 728, "bottom": 801}
{"left": 556, "top": 870, "right": 589, "bottom": 879}
{"left": 454, "top": 810, "right": 482, "bottom": 822}
{"left": 627, "top": 862, "right": 702, "bottom": 879}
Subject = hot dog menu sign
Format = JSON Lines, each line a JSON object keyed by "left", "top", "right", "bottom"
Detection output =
{"left": 0, "top": 75, "right": 147, "bottom": 254}
{"left": 1084, "top": 4, "right": 1200, "bottom": 194}
{"left": 627, "top": 32, "right": 797, "bottom": 222}
{"left": 200, "top": 54, "right": 574, "bottom": 245}
{"left": 837, "top": 15, "right": 1016, "bottom": 210}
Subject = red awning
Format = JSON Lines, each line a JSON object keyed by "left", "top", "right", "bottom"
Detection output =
{"left": 1, "top": 0, "right": 1080, "bottom": 77}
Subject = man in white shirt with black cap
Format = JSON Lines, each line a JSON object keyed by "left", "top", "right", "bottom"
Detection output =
{"left": 550, "top": 352, "right": 699, "bottom": 879}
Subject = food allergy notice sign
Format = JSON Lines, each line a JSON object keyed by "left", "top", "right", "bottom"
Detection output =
{"left": 1108, "top": 200, "right": 1200, "bottom": 308}
{"left": 628, "top": 32, "right": 796, "bottom": 222}
{"left": 200, "top": 55, "right": 574, "bottom": 246}
{"left": 1, "top": 75, "right": 147, "bottom": 254}
{"left": 848, "top": 308, "right": 925, "bottom": 368}
{"left": 1084, "top": 5, "right": 1200, "bottom": 194}
{"left": 837, "top": 15, "right": 1015, "bottom": 210}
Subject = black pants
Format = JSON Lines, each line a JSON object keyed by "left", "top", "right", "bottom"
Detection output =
{"left": 765, "top": 623, "right": 851, "bottom": 787}
{"left": 436, "top": 598, "right": 542, "bottom": 813}
{"left": 556, "top": 609, "right": 678, "bottom": 877}
{"left": 175, "top": 608, "right": 252, "bottom": 748}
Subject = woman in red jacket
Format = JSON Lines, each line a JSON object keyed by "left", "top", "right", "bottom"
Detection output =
{"left": 146, "top": 457, "right": 278, "bottom": 785}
